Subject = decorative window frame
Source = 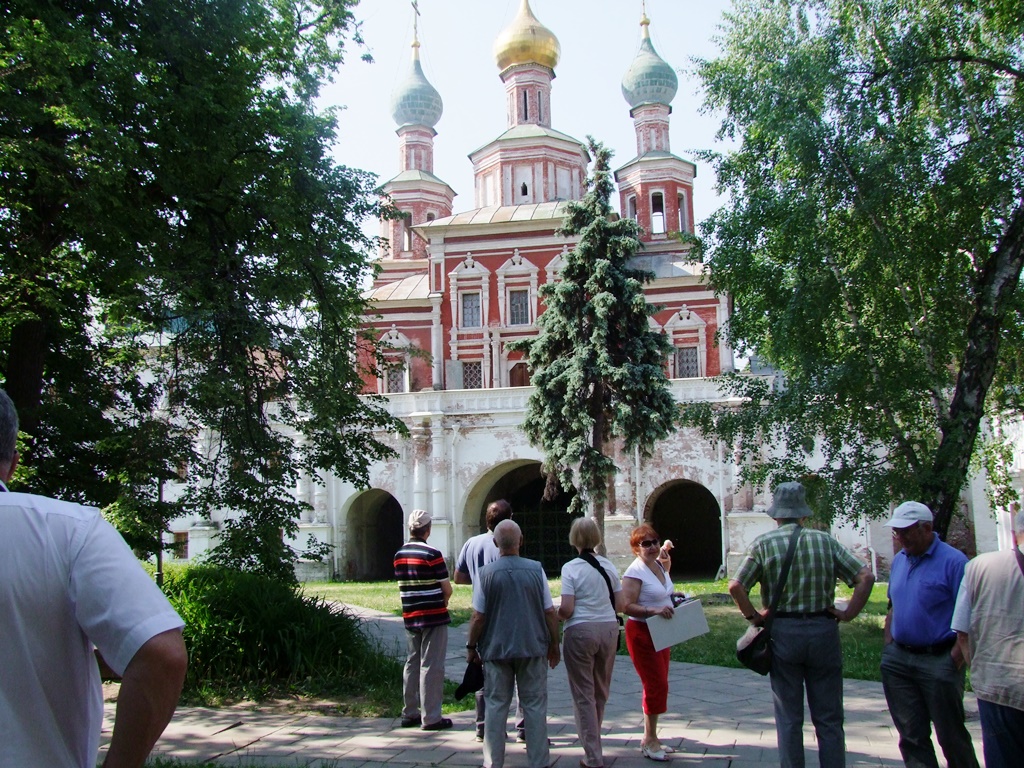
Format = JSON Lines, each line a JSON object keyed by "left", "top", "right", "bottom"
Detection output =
{"left": 663, "top": 306, "right": 707, "bottom": 378}
{"left": 544, "top": 245, "right": 569, "bottom": 285}
{"left": 377, "top": 325, "right": 413, "bottom": 394}
{"left": 449, "top": 254, "right": 491, "bottom": 330}
{"left": 496, "top": 249, "right": 539, "bottom": 328}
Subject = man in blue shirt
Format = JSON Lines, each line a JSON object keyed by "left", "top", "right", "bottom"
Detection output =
{"left": 883, "top": 501, "right": 979, "bottom": 768}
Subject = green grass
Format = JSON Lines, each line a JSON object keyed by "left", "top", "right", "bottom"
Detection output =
{"left": 304, "top": 579, "right": 562, "bottom": 627}
{"left": 666, "top": 580, "right": 889, "bottom": 681}
{"left": 309, "top": 577, "right": 891, "bottom": 683}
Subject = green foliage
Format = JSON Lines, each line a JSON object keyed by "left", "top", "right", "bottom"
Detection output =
{"left": 0, "top": 0, "right": 405, "bottom": 578}
{"left": 686, "top": 0, "right": 1024, "bottom": 532}
{"left": 162, "top": 565, "right": 391, "bottom": 701}
{"left": 511, "top": 138, "right": 678, "bottom": 526}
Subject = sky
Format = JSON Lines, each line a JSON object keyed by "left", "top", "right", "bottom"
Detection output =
{"left": 322, "top": 0, "right": 735, "bottom": 227}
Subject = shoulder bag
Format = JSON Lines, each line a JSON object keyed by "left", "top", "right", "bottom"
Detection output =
{"left": 578, "top": 550, "right": 625, "bottom": 650}
{"left": 736, "top": 525, "right": 802, "bottom": 675}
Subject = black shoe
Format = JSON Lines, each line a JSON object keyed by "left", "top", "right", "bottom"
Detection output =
{"left": 475, "top": 731, "right": 484, "bottom": 742}
{"left": 516, "top": 731, "right": 526, "bottom": 743}
{"left": 400, "top": 715, "right": 421, "bottom": 728}
{"left": 422, "top": 717, "right": 453, "bottom": 731}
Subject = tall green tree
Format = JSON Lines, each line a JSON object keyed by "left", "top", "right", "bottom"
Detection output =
{"left": 0, "top": 0, "right": 403, "bottom": 580}
{"left": 682, "top": 0, "right": 1024, "bottom": 535}
{"left": 512, "top": 138, "right": 678, "bottom": 542}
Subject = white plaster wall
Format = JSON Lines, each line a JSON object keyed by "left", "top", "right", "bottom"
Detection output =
{"left": 162, "top": 381, "right": 1023, "bottom": 580}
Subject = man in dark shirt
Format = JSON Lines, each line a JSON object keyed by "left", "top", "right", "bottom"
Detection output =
{"left": 394, "top": 508, "right": 452, "bottom": 731}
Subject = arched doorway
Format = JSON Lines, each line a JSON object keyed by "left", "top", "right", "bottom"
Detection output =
{"left": 465, "top": 461, "right": 578, "bottom": 575}
{"left": 345, "top": 489, "right": 404, "bottom": 580}
{"left": 645, "top": 480, "right": 722, "bottom": 579}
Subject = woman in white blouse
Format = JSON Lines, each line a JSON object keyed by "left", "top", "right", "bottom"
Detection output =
{"left": 621, "top": 524, "right": 675, "bottom": 761}
{"left": 559, "top": 517, "right": 627, "bottom": 768}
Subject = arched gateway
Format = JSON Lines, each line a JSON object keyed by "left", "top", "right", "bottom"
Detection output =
{"left": 344, "top": 489, "right": 404, "bottom": 580}
{"left": 463, "top": 460, "right": 578, "bottom": 575}
{"left": 645, "top": 479, "right": 723, "bottom": 579}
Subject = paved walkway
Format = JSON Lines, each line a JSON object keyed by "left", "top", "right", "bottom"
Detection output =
{"left": 104, "top": 605, "right": 985, "bottom": 767}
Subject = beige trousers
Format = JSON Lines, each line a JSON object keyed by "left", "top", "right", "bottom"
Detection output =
{"left": 564, "top": 621, "right": 619, "bottom": 768}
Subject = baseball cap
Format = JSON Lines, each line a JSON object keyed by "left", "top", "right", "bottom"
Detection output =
{"left": 885, "top": 501, "right": 933, "bottom": 529}
{"left": 408, "top": 509, "right": 432, "bottom": 529}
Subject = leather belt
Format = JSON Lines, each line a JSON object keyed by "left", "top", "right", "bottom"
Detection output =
{"left": 895, "top": 637, "right": 956, "bottom": 655}
{"left": 774, "top": 610, "right": 832, "bottom": 619}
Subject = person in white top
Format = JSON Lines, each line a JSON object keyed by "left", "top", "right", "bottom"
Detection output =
{"left": 950, "top": 510, "right": 1024, "bottom": 767}
{"left": 558, "top": 517, "right": 626, "bottom": 768}
{"left": 0, "top": 389, "right": 187, "bottom": 768}
{"left": 621, "top": 523, "right": 677, "bottom": 762}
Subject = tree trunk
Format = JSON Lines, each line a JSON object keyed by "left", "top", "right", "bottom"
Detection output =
{"left": 926, "top": 204, "right": 1024, "bottom": 538}
{"left": 4, "top": 315, "right": 49, "bottom": 435}
{"left": 592, "top": 384, "right": 607, "bottom": 554}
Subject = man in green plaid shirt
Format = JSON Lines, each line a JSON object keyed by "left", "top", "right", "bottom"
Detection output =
{"left": 729, "top": 482, "right": 875, "bottom": 768}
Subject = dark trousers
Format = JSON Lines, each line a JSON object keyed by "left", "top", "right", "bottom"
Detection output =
{"left": 880, "top": 643, "right": 979, "bottom": 768}
{"left": 770, "top": 616, "right": 845, "bottom": 768}
{"left": 977, "top": 698, "right": 1024, "bottom": 768}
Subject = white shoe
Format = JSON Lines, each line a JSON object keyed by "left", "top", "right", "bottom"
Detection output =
{"left": 641, "top": 744, "right": 668, "bottom": 762}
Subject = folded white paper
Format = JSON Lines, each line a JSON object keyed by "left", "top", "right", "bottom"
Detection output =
{"left": 646, "top": 597, "right": 710, "bottom": 652}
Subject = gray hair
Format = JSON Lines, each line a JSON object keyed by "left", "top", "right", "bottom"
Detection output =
{"left": 493, "top": 519, "right": 522, "bottom": 553}
{"left": 0, "top": 389, "right": 18, "bottom": 465}
{"left": 569, "top": 516, "right": 602, "bottom": 551}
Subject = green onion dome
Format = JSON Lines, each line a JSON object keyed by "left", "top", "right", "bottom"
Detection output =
{"left": 621, "top": 15, "right": 677, "bottom": 109}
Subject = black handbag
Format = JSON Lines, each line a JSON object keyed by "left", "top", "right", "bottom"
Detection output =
{"left": 578, "top": 550, "right": 625, "bottom": 650}
{"left": 736, "top": 525, "right": 802, "bottom": 675}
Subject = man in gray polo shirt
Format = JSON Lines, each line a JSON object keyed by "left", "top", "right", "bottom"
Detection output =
{"left": 466, "top": 520, "right": 560, "bottom": 768}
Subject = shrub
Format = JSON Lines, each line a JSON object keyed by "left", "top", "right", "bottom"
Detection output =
{"left": 160, "top": 565, "right": 386, "bottom": 700}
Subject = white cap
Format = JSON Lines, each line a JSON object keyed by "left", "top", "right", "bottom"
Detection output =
{"left": 885, "top": 501, "right": 933, "bottom": 529}
{"left": 408, "top": 509, "right": 432, "bottom": 529}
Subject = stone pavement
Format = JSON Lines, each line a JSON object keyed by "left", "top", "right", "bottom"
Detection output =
{"left": 103, "top": 605, "right": 985, "bottom": 767}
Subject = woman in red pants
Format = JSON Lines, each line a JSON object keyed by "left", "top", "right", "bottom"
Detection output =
{"left": 621, "top": 524, "right": 675, "bottom": 761}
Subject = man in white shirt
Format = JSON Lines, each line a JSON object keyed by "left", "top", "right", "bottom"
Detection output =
{"left": 0, "top": 389, "right": 188, "bottom": 768}
{"left": 951, "top": 510, "right": 1024, "bottom": 768}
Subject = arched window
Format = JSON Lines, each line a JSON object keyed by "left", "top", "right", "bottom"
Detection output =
{"left": 651, "top": 193, "right": 665, "bottom": 234}
{"left": 677, "top": 192, "right": 689, "bottom": 233}
{"left": 521, "top": 182, "right": 528, "bottom": 197}
{"left": 522, "top": 90, "right": 529, "bottom": 121}
{"left": 627, "top": 195, "right": 637, "bottom": 220}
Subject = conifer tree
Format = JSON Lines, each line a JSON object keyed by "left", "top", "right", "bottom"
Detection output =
{"left": 513, "top": 138, "right": 678, "bottom": 541}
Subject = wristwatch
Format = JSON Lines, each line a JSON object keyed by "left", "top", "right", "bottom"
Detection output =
{"left": 465, "top": 644, "right": 477, "bottom": 650}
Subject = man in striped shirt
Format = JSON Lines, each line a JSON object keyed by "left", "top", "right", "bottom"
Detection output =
{"left": 394, "top": 508, "right": 453, "bottom": 731}
{"left": 729, "top": 481, "right": 875, "bottom": 768}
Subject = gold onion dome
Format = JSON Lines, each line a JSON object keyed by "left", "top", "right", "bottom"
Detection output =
{"left": 390, "top": 40, "right": 443, "bottom": 128}
{"left": 493, "top": 0, "right": 560, "bottom": 72}
{"left": 621, "top": 14, "right": 678, "bottom": 108}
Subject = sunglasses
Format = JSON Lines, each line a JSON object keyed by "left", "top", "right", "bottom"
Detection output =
{"left": 640, "top": 539, "right": 661, "bottom": 549}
